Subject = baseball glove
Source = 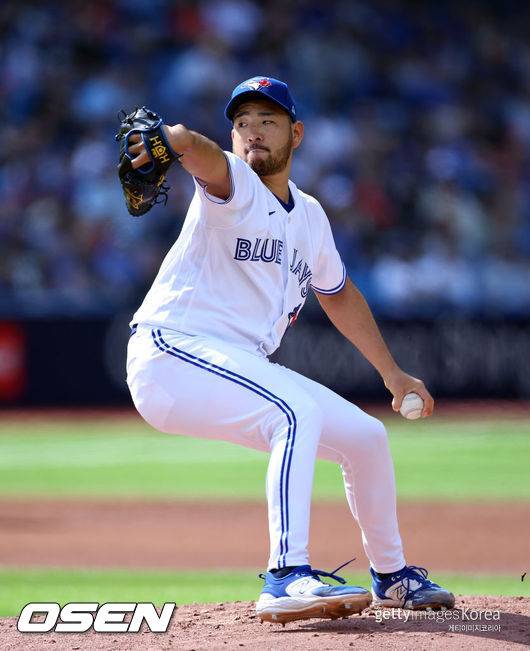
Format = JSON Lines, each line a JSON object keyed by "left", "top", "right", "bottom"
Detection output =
{"left": 115, "top": 106, "right": 182, "bottom": 217}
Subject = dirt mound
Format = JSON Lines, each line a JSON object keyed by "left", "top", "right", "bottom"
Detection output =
{"left": 1, "top": 596, "right": 528, "bottom": 650}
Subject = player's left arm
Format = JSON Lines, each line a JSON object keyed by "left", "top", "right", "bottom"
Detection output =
{"left": 316, "top": 277, "right": 434, "bottom": 417}
{"left": 128, "top": 124, "right": 230, "bottom": 200}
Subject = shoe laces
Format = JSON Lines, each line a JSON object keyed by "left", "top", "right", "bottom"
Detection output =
{"left": 260, "top": 557, "right": 356, "bottom": 584}
{"left": 400, "top": 565, "right": 438, "bottom": 596}
{"left": 312, "top": 557, "right": 357, "bottom": 585}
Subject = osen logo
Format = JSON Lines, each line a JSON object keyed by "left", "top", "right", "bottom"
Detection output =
{"left": 17, "top": 602, "right": 176, "bottom": 633}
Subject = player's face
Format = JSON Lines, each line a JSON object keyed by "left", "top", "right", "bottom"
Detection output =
{"left": 231, "top": 100, "right": 302, "bottom": 177}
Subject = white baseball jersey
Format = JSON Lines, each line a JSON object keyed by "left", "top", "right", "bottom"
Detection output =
{"left": 127, "top": 149, "right": 406, "bottom": 574}
{"left": 131, "top": 151, "right": 346, "bottom": 356}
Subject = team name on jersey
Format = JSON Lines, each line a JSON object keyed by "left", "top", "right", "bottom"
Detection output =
{"left": 289, "top": 248, "right": 312, "bottom": 297}
{"left": 233, "top": 238, "right": 313, "bottom": 298}
{"left": 234, "top": 237, "right": 284, "bottom": 264}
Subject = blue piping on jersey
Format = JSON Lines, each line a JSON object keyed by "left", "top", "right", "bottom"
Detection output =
{"left": 311, "top": 262, "right": 347, "bottom": 295}
{"left": 151, "top": 328, "right": 296, "bottom": 569}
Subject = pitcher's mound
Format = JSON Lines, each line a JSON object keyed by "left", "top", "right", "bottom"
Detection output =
{"left": 1, "top": 595, "right": 528, "bottom": 650}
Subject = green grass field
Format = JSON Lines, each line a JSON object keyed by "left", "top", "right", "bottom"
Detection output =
{"left": 0, "top": 413, "right": 528, "bottom": 616}
{"left": 0, "top": 415, "right": 528, "bottom": 501}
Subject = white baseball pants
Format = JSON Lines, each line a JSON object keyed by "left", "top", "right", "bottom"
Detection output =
{"left": 127, "top": 325, "right": 406, "bottom": 573}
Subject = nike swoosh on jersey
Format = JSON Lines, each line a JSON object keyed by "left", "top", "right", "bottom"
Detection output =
{"left": 268, "top": 210, "right": 276, "bottom": 215}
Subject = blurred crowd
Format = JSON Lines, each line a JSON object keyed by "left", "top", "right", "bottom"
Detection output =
{"left": 1, "top": 0, "right": 530, "bottom": 319}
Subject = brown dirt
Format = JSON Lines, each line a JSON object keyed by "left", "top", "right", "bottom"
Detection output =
{"left": 0, "top": 498, "right": 529, "bottom": 649}
{"left": 0, "top": 499, "right": 528, "bottom": 573}
{"left": 1, "top": 596, "right": 529, "bottom": 650}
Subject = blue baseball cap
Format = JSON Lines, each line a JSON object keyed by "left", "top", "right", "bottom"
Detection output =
{"left": 225, "top": 77, "right": 296, "bottom": 122}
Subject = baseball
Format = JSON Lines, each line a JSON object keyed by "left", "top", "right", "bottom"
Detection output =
{"left": 399, "top": 392, "right": 424, "bottom": 420}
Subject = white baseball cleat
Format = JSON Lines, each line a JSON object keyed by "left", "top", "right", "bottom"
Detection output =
{"left": 256, "top": 564, "right": 372, "bottom": 624}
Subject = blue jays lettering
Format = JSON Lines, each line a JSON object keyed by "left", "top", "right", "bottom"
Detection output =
{"left": 234, "top": 239, "right": 312, "bottom": 297}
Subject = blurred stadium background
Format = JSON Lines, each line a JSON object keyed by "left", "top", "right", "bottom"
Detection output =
{"left": 1, "top": 0, "right": 530, "bottom": 407}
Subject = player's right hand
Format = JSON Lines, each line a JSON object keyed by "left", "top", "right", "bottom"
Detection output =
{"left": 384, "top": 369, "right": 434, "bottom": 418}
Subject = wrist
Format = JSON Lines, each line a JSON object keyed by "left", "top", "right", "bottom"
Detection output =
{"left": 166, "top": 124, "right": 192, "bottom": 154}
{"left": 380, "top": 363, "right": 401, "bottom": 388}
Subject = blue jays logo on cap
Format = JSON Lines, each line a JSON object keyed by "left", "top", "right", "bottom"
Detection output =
{"left": 225, "top": 77, "right": 297, "bottom": 122}
{"left": 240, "top": 79, "right": 272, "bottom": 91}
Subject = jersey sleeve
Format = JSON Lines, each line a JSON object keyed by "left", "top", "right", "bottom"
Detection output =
{"left": 310, "top": 209, "right": 347, "bottom": 295}
{"left": 192, "top": 151, "right": 256, "bottom": 227}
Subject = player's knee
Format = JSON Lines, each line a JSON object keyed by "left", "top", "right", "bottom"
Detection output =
{"left": 294, "top": 398, "right": 324, "bottom": 436}
{"left": 130, "top": 382, "right": 174, "bottom": 433}
{"left": 268, "top": 396, "right": 323, "bottom": 444}
{"left": 365, "top": 416, "right": 389, "bottom": 452}
{"left": 348, "top": 415, "right": 389, "bottom": 457}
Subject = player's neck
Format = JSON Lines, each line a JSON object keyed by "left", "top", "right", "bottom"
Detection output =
{"left": 259, "top": 170, "right": 291, "bottom": 204}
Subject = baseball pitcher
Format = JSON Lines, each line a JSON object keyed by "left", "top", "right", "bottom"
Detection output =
{"left": 123, "top": 77, "right": 454, "bottom": 623}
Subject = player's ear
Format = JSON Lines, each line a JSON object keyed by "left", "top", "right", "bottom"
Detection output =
{"left": 292, "top": 121, "right": 304, "bottom": 149}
